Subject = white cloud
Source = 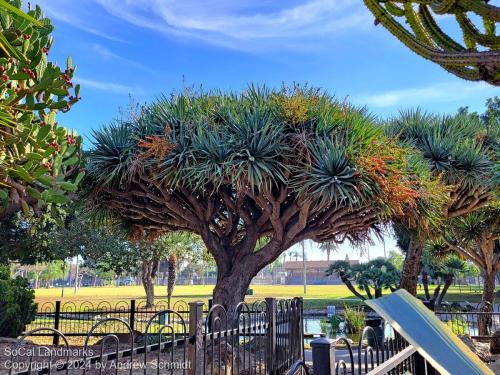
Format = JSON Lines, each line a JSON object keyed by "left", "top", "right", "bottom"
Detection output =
{"left": 75, "top": 77, "right": 135, "bottom": 94}
{"left": 34, "top": 0, "right": 124, "bottom": 42}
{"left": 37, "top": 0, "right": 370, "bottom": 51}
{"left": 90, "top": 44, "right": 153, "bottom": 72}
{"left": 357, "top": 81, "right": 498, "bottom": 108}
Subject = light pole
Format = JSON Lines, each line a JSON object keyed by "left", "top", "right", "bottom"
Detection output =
{"left": 301, "top": 241, "right": 307, "bottom": 294}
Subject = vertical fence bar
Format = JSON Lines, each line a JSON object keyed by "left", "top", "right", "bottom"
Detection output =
{"left": 129, "top": 299, "right": 136, "bottom": 331}
{"left": 298, "top": 297, "right": 304, "bottom": 360}
{"left": 266, "top": 297, "right": 277, "bottom": 375}
{"left": 188, "top": 301, "right": 204, "bottom": 375}
{"left": 52, "top": 301, "right": 61, "bottom": 345}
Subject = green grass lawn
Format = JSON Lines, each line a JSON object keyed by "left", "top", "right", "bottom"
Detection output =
{"left": 34, "top": 284, "right": 492, "bottom": 310}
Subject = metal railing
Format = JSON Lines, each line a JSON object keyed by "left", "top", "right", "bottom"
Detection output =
{"left": 288, "top": 322, "right": 440, "bottom": 375}
{"left": 435, "top": 311, "right": 500, "bottom": 339}
{"left": 10, "top": 297, "right": 303, "bottom": 375}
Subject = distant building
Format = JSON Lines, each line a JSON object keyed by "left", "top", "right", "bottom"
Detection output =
{"left": 283, "top": 259, "right": 360, "bottom": 285}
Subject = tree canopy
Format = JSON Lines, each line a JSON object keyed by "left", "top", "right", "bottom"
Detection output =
{"left": 85, "top": 86, "right": 444, "bottom": 311}
{"left": 388, "top": 109, "right": 498, "bottom": 293}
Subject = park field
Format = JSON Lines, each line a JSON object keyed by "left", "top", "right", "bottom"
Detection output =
{"left": 34, "top": 284, "right": 490, "bottom": 310}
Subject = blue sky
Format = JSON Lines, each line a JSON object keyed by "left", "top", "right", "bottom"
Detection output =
{"left": 32, "top": 0, "right": 497, "bottom": 261}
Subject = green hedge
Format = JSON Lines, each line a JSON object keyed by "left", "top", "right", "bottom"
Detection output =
{"left": 0, "top": 265, "right": 37, "bottom": 338}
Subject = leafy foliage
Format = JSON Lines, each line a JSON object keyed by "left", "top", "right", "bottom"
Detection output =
{"left": 0, "top": 264, "right": 36, "bottom": 337}
{"left": 0, "top": 206, "right": 75, "bottom": 264}
{"left": 0, "top": 0, "right": 83, "bottom": 220}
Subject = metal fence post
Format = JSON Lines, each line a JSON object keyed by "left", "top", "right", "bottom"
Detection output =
{"left": 207, "top": 298, "right": 213, "bottom": 333}
{"left": 130, "top": 299, "right": 136, "bottom": 331}
{"left": 297, "top": 297, "right": 304, "bottom": 360}
{"left": 266, "top": 297, "right": 277, "bottom": 374}
{"left": 53, "top": 301, "right": 61, "bottom": 345}
{"left": 311, "top": 338, "right": 336, "bottom": 375}
{"left": 187, "top": 301, "right": 204, "bottom": 375}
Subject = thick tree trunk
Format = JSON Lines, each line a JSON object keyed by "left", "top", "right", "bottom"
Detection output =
{"left": 213, "top": 258, "right": 260, "bottom": 326}
{"left": 212, "top": 267, "right": 255, "bottom": 324}
{"left": 479, "top": 270, "right": 496, "bottom": 336}
{"left": 141, "top": 260, "right": 159, "bottom": 308}
{"left": 400, "top": 236, "right": 424, "bottom": 295}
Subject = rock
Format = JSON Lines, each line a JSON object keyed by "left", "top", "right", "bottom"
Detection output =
{"left": 491, "top": 330, "right": 500, "bottom": 355}
{"left": 459, "top": 335, "right": 492, "bottom": 362}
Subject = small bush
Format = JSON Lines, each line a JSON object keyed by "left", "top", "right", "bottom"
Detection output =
{"left": 329, "top": 315, "right": 345, "bottom": 332}
{"left": 0, "top": 265, "right": 37, "bottom": 338}
{"left": 343, "top": 305, "right": 365, "bottom": 334}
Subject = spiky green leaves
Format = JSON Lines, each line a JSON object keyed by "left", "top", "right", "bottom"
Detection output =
{"left": 294, "top": 139, "right": 371, "bottom": 209}
{"left": 88, "top": 88, "right": 391, "bottom": 210}
{"left": 389, "top": 110, "right": 496, "bottom": 189}
{"left": 88, "top": 122, "right": 135, "bottom": 187}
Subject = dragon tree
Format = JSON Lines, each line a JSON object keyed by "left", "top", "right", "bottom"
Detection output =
{"left": 86, "top": 86, "right": 443, "bottom": 314}
{"left": 444, "top": 204, "right": 500, "bottom": 334}
{"left": 364, "top": 0, "right": 500, "bottom": 85}
{"left": 388, "top": 110, "right": 498, "bottom": 295}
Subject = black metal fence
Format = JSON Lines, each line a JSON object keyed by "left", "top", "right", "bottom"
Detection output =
{"left": 288, "top": 323, "right": 439, "bottom": 375}
{"left": 9, "top": 297, "right": 303, "bottom": 375}
{"left": 435, "top": 311, "right": 500, "bottom": 339}
{"left": 27, "top": 298, "right": 210, "bottom": 344}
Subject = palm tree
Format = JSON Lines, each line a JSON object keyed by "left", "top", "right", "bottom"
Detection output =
{"left": 319, "top": 241, "right": 337, "bottom": 261}
{"left": 388, "top": 110, "right": 498, "bottom": 295}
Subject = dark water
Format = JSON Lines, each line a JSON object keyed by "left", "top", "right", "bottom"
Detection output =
{"left": 303, "top": 316, "right": 395, "bottom": 347}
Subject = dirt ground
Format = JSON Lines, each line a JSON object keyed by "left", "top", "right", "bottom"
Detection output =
{"left": 0, "top": 340, "right": 191, "bottom": 375}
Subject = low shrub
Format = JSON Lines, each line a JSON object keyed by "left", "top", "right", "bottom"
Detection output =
{"left": 0, "top": 265, "right": 37, "bottom": 338}
{"left": 343, "top": 305, "right": 365, "bottom": 334}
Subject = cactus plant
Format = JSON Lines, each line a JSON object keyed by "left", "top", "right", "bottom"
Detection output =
{"left": 364, "top": 0, "right": 500, "bottom": 85}
{"left": 0, "top": 0, "right": 83, "bottom": 219}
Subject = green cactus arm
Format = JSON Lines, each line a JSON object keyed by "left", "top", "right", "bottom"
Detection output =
{"left": 364, "top": 0, "right": 498, "bottom": 65}
{"left": 418, "top": 5, "right": 465, "bottom": 51}
{"left": 386, "top": 1, "right": 406, "bottom": 17}
{"left": 442, "top": 65, "right": 481, "bottom": 82}
{"left": 429, "top": 0, "right": 456, "bottom": 15}
{"left": 483, "top": 18, "right": 496, "bottom": 38}
{"left": 455, "top": 12, "right": 500, "bottom": 50}
{"left": 403, "top": 2, "right": 434, "bottom": 45}
{"left": 459, "top": 0, "right": 500, "bottom": 21}
{"left": 364, "top": 0, "right": 500, "bottom": 85}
